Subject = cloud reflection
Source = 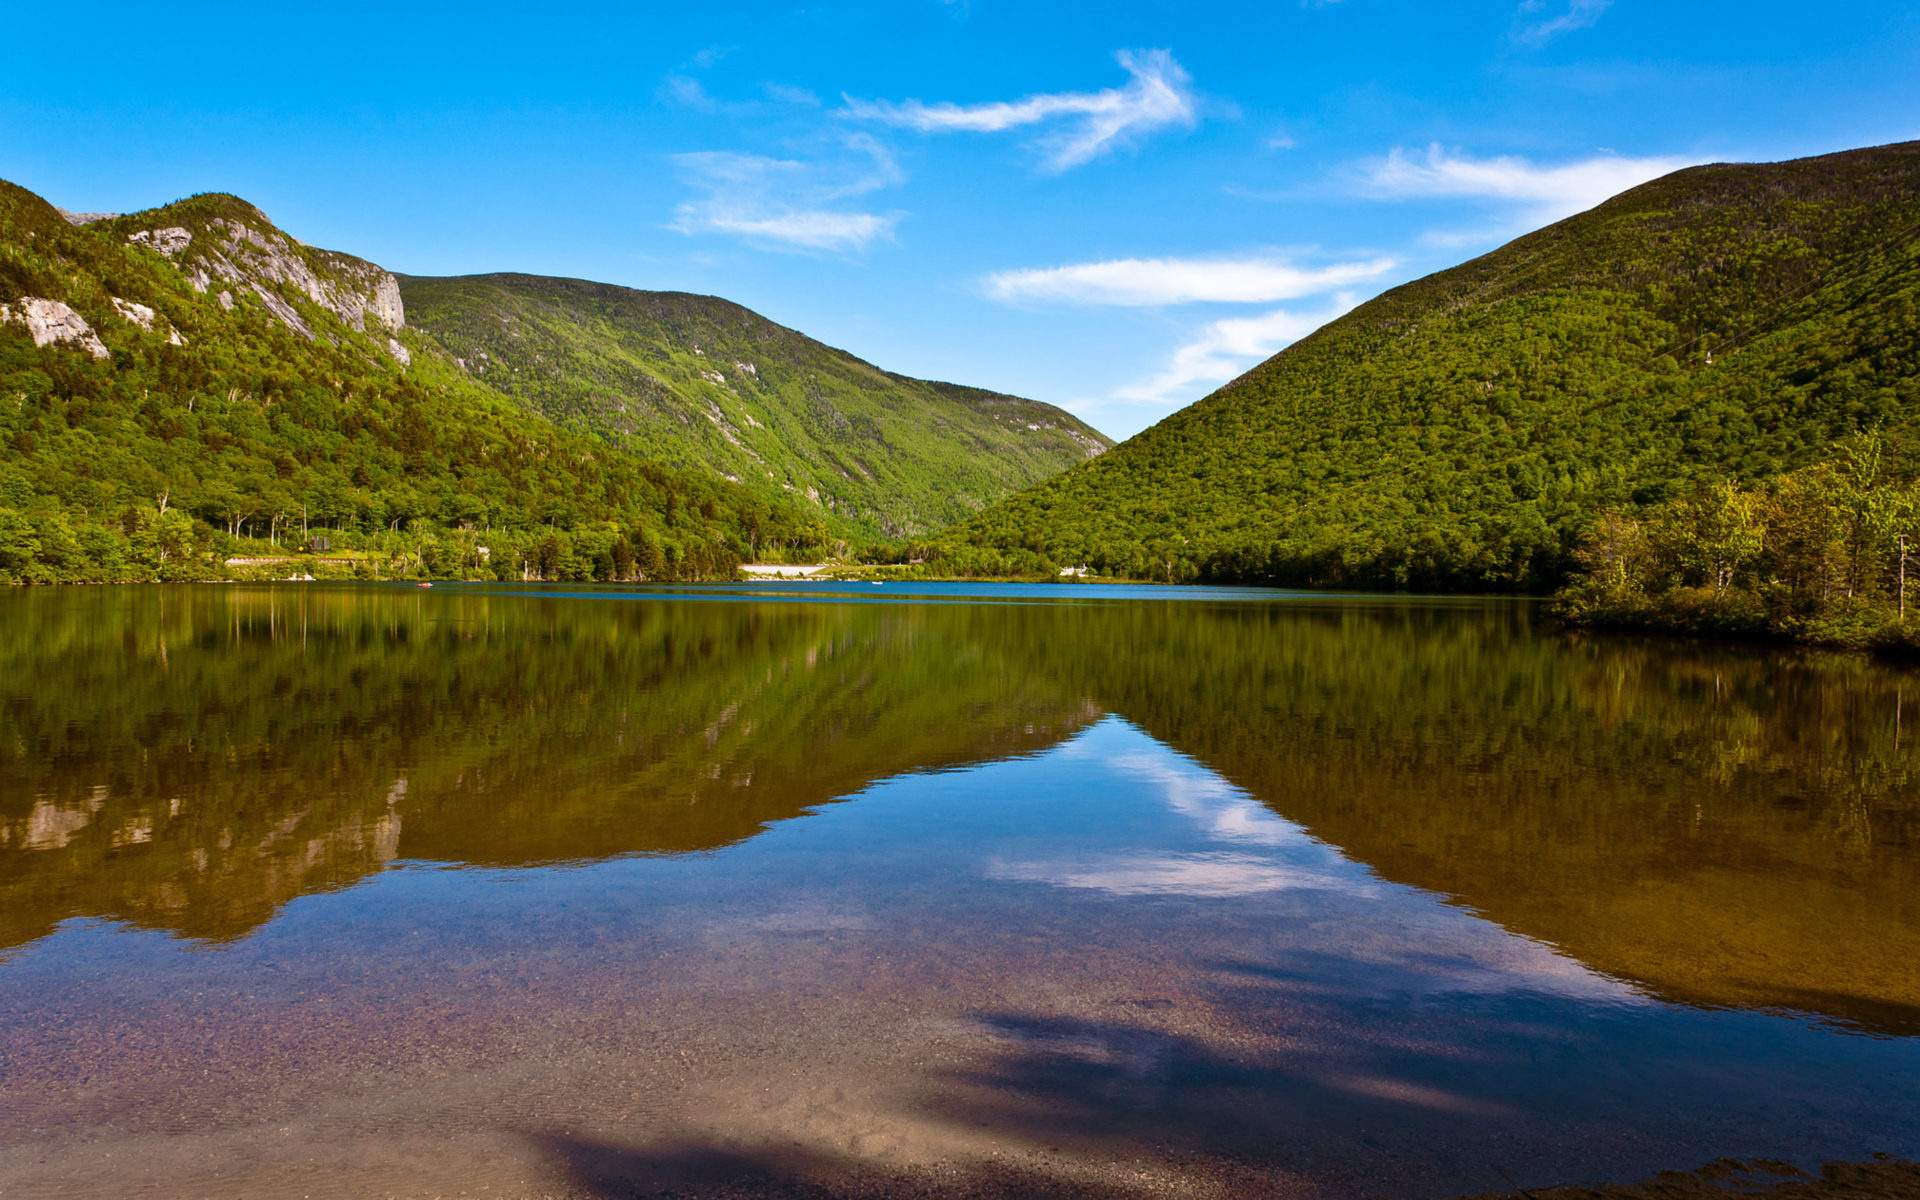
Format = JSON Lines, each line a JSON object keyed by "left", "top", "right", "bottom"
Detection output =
{"left": 1010, "top": 721, "right": 1640, "bottom": 1005}
{"left": 986, "top": 850, "right": 1371, "bottom": 897}
{"left": 1103, "top": 748, "right": 1299, "bottom": 846}
{"left": 1011, "top": 724, "right": 1373, "bottom": 897}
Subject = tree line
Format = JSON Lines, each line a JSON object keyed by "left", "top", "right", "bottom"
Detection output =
{"left": 0, "top": 504, "right": 764, "bottom": 584}
{"left": 1555, "top": 433, "right": 1920, "bottom": 652}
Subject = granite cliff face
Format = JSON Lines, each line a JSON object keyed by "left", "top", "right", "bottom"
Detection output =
{"left": 0, "top": 297, "right": 110, "bottom": 358}
{"left": 112, "top": 196, "right": 408, "bottom": 361}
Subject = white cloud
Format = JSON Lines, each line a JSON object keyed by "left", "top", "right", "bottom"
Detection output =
{"left": 1114, "top": 295, "right": 1360, "bottom": 406}
{"left": 670, "top": 135, "right": 905, "bottom": 254}
{"left": 688, "top": 209, "right": 898, "bottom": 251}
{"left": 1517, "top": 0, "right": 1611, "bottom": 43}
{"left": 1358, "top": 143, "right": 1696, "bottom": 225}
{"left": 843, "top": 49, "right": 1197, "bottom": 171}
{"left": 985, "top": 253, "right": 1395, "bottom": 307}
{"left": 983, "top": 248, "right": 1392, "bottom": 419}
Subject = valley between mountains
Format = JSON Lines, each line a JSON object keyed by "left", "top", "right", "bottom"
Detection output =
{"left": 3, "top": 140, "right": 1919, "bottom": 598}
{"left": 0, "top": 179, "right": 1106, "bottom": 584}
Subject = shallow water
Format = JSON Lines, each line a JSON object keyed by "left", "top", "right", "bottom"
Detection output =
{"left": 2, "top": 582, "right": 1918, "bottom": 1198}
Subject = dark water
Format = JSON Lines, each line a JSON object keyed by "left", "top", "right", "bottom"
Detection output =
{"left": 2, "top": 582, "right": 1918, "bottom": 1199}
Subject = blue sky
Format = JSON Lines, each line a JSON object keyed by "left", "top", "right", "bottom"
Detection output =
{"left": 3, "top": 1, "right": 1916, "bottom": 439}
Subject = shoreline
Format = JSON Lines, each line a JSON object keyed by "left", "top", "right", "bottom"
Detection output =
{"left": 1552, "top": 604, "right": 1920, "bottom": 663}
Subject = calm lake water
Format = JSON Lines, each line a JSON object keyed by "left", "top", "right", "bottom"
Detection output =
{"left": 2, "top": 582, "right": 1918, "bottom": 1199}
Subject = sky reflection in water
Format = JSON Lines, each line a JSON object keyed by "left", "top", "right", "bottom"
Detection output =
{"left": 1, "top": 583, "right": 1918, "bottom": 1198}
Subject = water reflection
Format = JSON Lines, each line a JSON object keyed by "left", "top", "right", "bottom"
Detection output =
{"left": 2, "top": 581, "right": 1918, "bottom": 1041}
{"left": 0, "top": 585, "right": 1096, "bottom": 949}
{"left": 4, "top": 583, "right": 1920, "bottom": 1197}
{"left": 1091, "top": 608, "right": 1920, "bottom": 1034}
{"left": 987, "top": 733, "right": 1382, "bottom": 899}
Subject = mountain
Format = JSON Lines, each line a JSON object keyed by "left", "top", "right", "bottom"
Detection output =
{"left": 0, "top": 180, "right": 826, "bottom": 581}
{"left": 398, "top": 273, "right": 1110, "bottom": 538}
{"left": 936, "top": 141, "right": 1920, "bottom": 590}
{"left": 0, "top": 177, "right": 1105, "bottom": 582}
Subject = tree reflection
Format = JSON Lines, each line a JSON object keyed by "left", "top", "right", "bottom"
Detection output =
{"left": 3, "top": 584, "right": 1918, "bottom": 1034}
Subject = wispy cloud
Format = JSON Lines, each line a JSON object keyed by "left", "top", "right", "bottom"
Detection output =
{"left": 659, "top": 43, "right": 743, "bottom": 110}
{"left": 843, "top": 49, "right": 1198, "bottom": 171}
{"left": 986, "top": 253, "right": 1394, "bottom": 307}
{"left": 670, "top": 135, "right": 906, "bottom": 254}
{"left": 762, "top": 82, "right": 820, "bottom": 106}
{"left": 682, "top": 207, "right": 897, "bottom": 252}
{"left": 1516, "top": 0, "right": 1611, "bottom": 43}
{"left": 660, "top": 74, "right": 717, "bottom": 111}
{"left": 1357, "top": 143, "right": 1695, "bottom": 226}
{"left": 1115, "top": 295, "right": 1360, "bottom": 406}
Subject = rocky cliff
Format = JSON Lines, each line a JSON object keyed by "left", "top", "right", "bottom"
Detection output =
{"left": 108, "top": 195, "right": 408, "bottom": 362}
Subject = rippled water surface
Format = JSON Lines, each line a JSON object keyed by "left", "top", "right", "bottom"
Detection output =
{"left": 3, "top": 582, "right": 1919, "bottom": 1198}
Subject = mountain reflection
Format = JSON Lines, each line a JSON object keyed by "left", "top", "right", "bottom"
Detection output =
{"left": 3, "top": 584, "right": 1919, "bottom": 1036}
{"left": 0, "top": 585, "right": 1097, "bottom": 949}
{"left": 1061, "top": 600, "right": 1920, "bottom": 1034}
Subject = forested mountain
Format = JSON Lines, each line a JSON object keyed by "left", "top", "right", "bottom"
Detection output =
{"left": 400, "top": 273, "right": 1110, "bottom": 537}
{"left": 0, "top": 178, "right": 1106, "bottom": 583}
{"left": 933, "top": 141, "right": 1920, "bottom": 590}
{"left": 0, "top": 180, "right": 830, "bottom": 581}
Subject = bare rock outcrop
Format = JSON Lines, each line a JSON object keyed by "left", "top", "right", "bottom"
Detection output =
{"left": 137, "top": 210, "right": 408, "bottom": 362}
{"left": 127, "top": 226, "right": 192, "bottom": 256}
{"left": 366, "top": 273, "right": 404, "bottom": 331}
{"left": 248, "top": 284, "right": 316, "bottom": 340}
{"left": 54, "top": 206, "right": 119, "bottom": 226}
{"left": 110, "top": 296, "right": 186, "bottom": 344}
{"left": 1, "top": 298, "right": 111, "bottom": 359}
{"left": 186, "top": 217, "right": 406, "bottom": 336}
{"left": 111, "top": 296, "right": 157, "bottom": 330}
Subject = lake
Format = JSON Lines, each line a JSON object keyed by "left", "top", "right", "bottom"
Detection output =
{"left": 2, "top": 582, "right": 1918, "bottom": 1199}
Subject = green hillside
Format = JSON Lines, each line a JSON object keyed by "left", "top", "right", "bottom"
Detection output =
{"left": 398, "top": 272, "right": 1111, "bottom": 537}
{"left": 935, "top": 141, "right": 1920, "bottom": 590}
{"left": 0, "top": 180, "right": 827, "bottom": 582}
